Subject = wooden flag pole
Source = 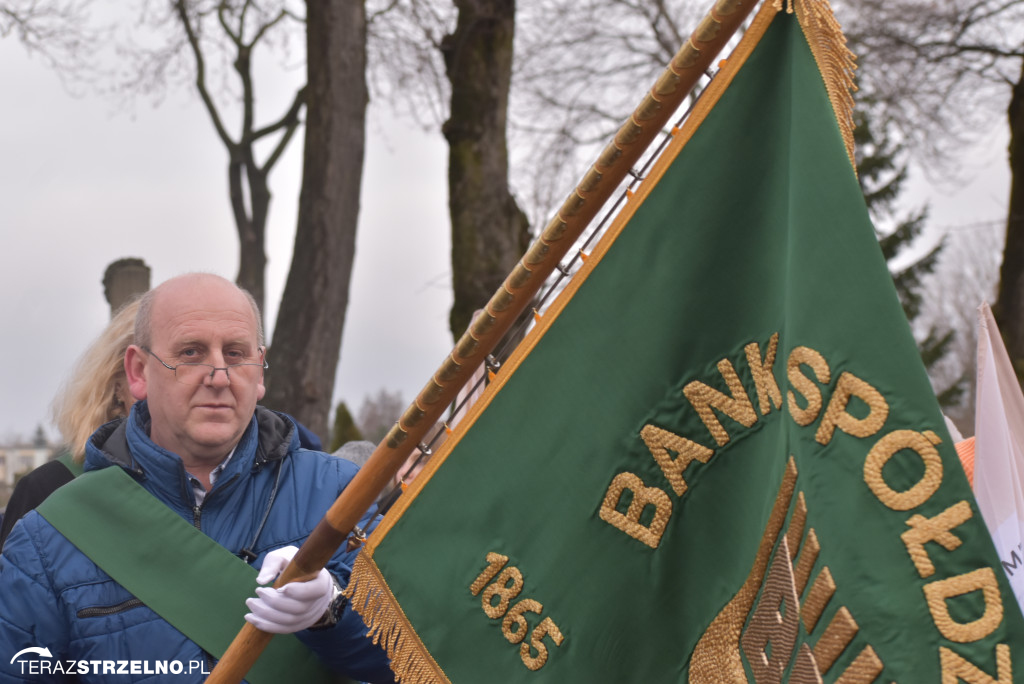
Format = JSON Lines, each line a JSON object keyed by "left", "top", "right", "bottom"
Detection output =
{"left": 206, "top": 0, "right": 756, "bottom": 681}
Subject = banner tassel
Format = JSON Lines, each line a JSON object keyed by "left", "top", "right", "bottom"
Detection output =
{"left": 345, "top": 553, "right": 450, "bottom": 684}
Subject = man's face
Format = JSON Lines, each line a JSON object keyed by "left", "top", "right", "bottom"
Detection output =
{"left": 126, "top": 276, "right": 266, "bottom": 469}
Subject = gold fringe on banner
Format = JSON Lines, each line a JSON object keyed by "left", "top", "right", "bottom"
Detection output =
{"left": 792, "top": 0, "right": 858, "bottom": 169}
{"left": 343, "top": 553, "right": 452, "bottom": 684}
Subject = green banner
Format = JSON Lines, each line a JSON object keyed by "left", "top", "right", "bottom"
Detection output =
{"left": 349, "top": 3, "right": 1024, "bottom": 682}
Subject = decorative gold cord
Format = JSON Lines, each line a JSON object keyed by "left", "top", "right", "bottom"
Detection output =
{"left": 793, "top": 0, "right": 858, "bottom": 169}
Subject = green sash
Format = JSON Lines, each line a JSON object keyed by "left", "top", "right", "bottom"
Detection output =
{"left": 37, "top": 466, "right": 347, "bottom": 684}
{"left": 56, "top": 451, "right": 84, "bottom": 478}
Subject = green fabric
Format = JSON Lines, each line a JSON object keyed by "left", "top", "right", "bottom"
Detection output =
{"left": 364, "top": 9, "right": 1024, "bottom": 683}
{"left": 56, "top": 451, "right": 84, "bottom": 478}
{"left": 37, "top": 466, "right": 345, "bottom": 684}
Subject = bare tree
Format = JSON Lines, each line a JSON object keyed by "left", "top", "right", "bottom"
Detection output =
{"left": 442, "top": 0, "right": 531, "bottom": 340}
{"left": 362, "top": 0, "right": 530, "bottom": 343}
{"left": 837, "top": 0, "right": 1024, "bottom": 375}
{"left": 364, "top": 0, "right": 530, "bottom": 341}
{"left": 368, "top": 0, "right": 707, "bottom": 341}
{"left": 123, "top": 1, "right": 308, "bottom": 317}
{"left": 387, "top": 0, "right": 705, "bottom": 227}
{"left": 507, "top": 0, "right": 705, "bottom": 225}
{"left": 357, "top": 388, "right": 406, "bottom": 443}
{"left": 1, "top": 0, "right": 102, "bottom": 77}
{"left": 914, "top": 218, "right": 1004, "bottom": 433}
{"left": 262, "top": 0, "right": 369, "bottom": 439}
{"left": 79, "top": 1, "right": 372, "bottom": 438}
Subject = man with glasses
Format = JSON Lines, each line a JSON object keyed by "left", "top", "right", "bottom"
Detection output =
{"left": 0, "top": 273, "right": 394, "bottom": 683}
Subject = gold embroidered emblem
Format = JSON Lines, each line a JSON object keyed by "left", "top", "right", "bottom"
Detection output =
{"left": 690, "top": 458, "right": 883, "bottom": 683}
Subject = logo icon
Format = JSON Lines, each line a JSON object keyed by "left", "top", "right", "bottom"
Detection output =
{"left": 10, "top": 647, "right": 52, "bottom": 664}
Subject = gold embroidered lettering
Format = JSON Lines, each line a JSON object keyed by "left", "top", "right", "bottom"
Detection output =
{"left": 790, "top": 644, "right": 824, "bottom": 684}
{"left": 864, "top": 429, "right": 943, "bottom": 511}
{"left": 741, "top": 536, "right": 800, "bottom": 684}
{"left": 801, "top": 567, "right": 836, "bottom": 634}
{"left": 481, "top": 566, "right": 524, "bottom": 619}
{"left": 787, "top": 346, "right": 831, "bottom": 427}
{"left": 813, "top": 606, "right": 858, "bottom": 673}
{"left": 470, "top": 552, "right": 565, "bottom": 671}
{"left": 785, "top": 491, "right": 808, "bottom": 561}
{"left": 599, "top": 472, "right": 672, "bottom": 549}
{"left": 902, "top": 501, "right": 973, "bottom": 578}
{"left": 924, "top": 568, "right": 1004, "bottom": 643}
{"left": 470, "top": 552, "right": 509, "bottom": 596}
{"left": 690, "top": 457, "right": 799, "bottom": 683}
{"left": 745, "top": 333, "right": 782, "bottom": 415}
{"left": 793, "top": 528, "right": 819, "bottom": 596}
{"left": 683, "top": 358, "right": 757, "bottom": 446}
{"left": 503, "top": 599, "right": 542, "bottom": 644}
{"left": 814, "top": 372, "right": 888, "bottom": 445}
{"left": 940, "top": 644, "right": 1012, "bottom": 684}
{"left": 521, "top": 617, "right": 565, "bottom": 671}
{"left": 640, "top": 424, "right": 714, "bottom": 496}
{"left": 834, "top": 645, "right": 884, "bottom": 683}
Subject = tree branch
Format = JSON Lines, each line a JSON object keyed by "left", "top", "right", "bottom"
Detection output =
{"left": 259, "top": 84, "right": 307, "bottom": 173}
{"left": 175, "top": 0, "right": 236, "bottom": 149}
{"left": 217, "top": 0, "right": 242, "bottom": 46}
{"left": 248, "top": 7, "right": 289, "bottom": 47}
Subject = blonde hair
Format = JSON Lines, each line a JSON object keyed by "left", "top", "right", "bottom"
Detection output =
{"left": 52, "top": 299, "right": 140, "bottom": 463}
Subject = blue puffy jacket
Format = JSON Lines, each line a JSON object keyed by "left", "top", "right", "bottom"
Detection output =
{"left": 0, "top": 403, "right": 394, "bottom": 683}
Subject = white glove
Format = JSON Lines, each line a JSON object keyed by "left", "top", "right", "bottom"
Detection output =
{"left": 244, "top": 545, "right": 334, "bottom": 634}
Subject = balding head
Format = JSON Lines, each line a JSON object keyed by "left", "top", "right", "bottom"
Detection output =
{"left": 135, "top": 274, "right": 263, "bottom": 350}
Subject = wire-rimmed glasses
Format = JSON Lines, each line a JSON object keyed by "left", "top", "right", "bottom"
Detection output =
{"left": 141, "top": 346, "right": 268, "bottom": 385}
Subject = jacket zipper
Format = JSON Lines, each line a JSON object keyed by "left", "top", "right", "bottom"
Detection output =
{"left": 191, "top": 473, "right": 240, "bottom": 530}
{"left": 77, "top": 598, "right": 145, "bottom": 618}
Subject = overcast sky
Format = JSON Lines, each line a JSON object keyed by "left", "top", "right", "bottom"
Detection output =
{"left": 0, "top": 22, "right": 1013, "bottom": 444}
{"left": 0, "top": 35, "right": 455, "bottom": 444}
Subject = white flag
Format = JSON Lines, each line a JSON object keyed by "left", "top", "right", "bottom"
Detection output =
{"left": 973, "top": 301, "right": 1024, "bottom": 607}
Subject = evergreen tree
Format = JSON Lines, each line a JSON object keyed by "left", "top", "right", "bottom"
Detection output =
{"left": 328, "top": 401, "right": 364, "bottom": 453}
{"left": 855, "top": 107, "right": 966, "bottom": 406}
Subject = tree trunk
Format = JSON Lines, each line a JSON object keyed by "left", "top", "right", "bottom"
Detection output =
{"left": 263, "top": 0, "right": 368, "bottom": 442}
{"left": 442, "top": 0, "right": 531, "bottom": 341}
{"left": 233, "top": 159, "right": 270, "bottom": 320}
{"left": 995, "top": 60, "right": 1024, "bottom": 380}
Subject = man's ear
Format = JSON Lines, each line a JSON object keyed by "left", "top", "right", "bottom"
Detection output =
{"left": 256, "top": 374, "right": 266, "bottom": 402}
{"left": 124, "top": 345, "right": 149, "bottom": 401}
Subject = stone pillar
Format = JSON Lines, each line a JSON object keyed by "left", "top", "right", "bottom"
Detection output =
{"left": 103, "top": 258, "right": 151, "bottom": 317}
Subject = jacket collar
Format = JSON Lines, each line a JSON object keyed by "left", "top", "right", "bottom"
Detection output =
{"left": 85, "top": 402, "right": 297, "bottom": 503}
